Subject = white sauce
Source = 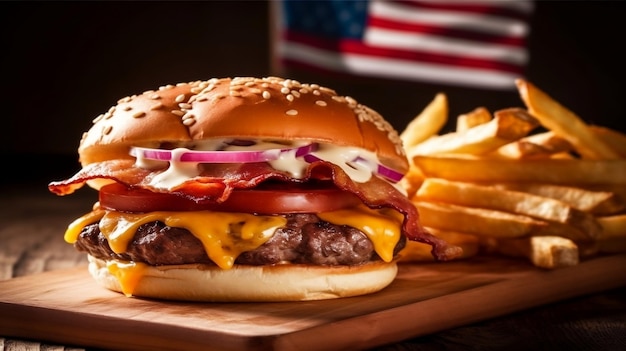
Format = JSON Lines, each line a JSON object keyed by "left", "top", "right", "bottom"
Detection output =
{"left": 149, "top": 148, "right": 201, "bottom": 189}
{"left": 310, "top": 145, "right": 374, "bottom": 183}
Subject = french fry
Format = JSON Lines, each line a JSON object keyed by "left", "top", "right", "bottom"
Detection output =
{"left": 400, "top": 93, "right": 448, "bottom": 149}
{"left": 401, "top": 79, "right": 625, "bottom": 269}
{"left": 588, "top": 125, "right": 626, "bottom": 158}
{"left": 515, "top": 79, "right": 620, "bottom": 160}
{"left": 491, "top": 131, "right": 573, "bottom": 159}
{"left": 416, "top": 178, "right": 601, "bottom": 240}
{"left": 413, "top": 156, "right": 626, "bottom": 185}
{"left": 490, "top": 183, "right": 625, "bottom": 215}
{"left": 482, "top": 236, "right": 579, "bottom": 269}
{"left": 596, "top": 214, "right": 626, "bottom": 240}
{"left": 400, "top": 167, "right": 424, "bottom": 199}
{"left": 414, "top": 201, "right": 584, "bottom": 239}
{"left": 582, "top": 184, "right": 626, "bottom": 208}
{"left": 410, "top": 108, "right": 538, "bottom": 156}
{"left": 456, "top": 107, "right": 492, "bottom": 132}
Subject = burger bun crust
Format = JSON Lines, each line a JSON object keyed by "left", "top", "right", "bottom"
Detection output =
{"left": 89, "top": 255, "right": 398, "bottom": 302}
{"left": 78, "top": 77, "right": 408, "bottom": 173}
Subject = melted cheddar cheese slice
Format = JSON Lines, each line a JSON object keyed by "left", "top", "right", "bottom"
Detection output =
{"left": 317, "top": 205, "right": 403, "bottom": 263}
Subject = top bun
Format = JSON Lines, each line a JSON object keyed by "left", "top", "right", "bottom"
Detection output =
{"left": 79, "top": 77, "right": 408, "bottom": 173}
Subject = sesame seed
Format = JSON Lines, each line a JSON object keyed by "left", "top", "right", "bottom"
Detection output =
{"left": 123, "top": 106, "right": 132, "bottom": 111}
{"left": 291, "top": 90, "right": 300, "bottom": 98}
{"left": 171, "top": 110, "right": 184, "bottom": 116}
{"left": 262, "top": 91, "right": 271, "bottom": 99}
{"left": 230, "top": 91, "right": 242, "bottom": 97}
{"left": 313, "top": 90, "right": 321, "bottom": 96}
{"left": 286, "top": 109, "right": 298, "bottom": 116}
{"left": 286, "top": 94, "right": 294, "bottom": 102}
{"left": 150, "top": 103, "right": 163, "bottom": 110}
{"left": 178, "top": 103, "right": 192, "bottom": 110}
{"left": 117, "top": 96, "right": 132, "bottom": 104}
{"left": 93, "top": 114, "right": 104, "bottom": 123}
{"left": 175, "top": 94, "right": 186, "bottom": 103}
{"left": 182, "top": 118, "right": 196, "bottom": 126}
{"left": 280, "top": 87, "right": 290, "bottom": 94}
{"left": 103, "top": 125, "right": 112, "bottom": 135}
{"left": 150, "top": 94, "right": 161, "bottom": 100}
{"left": 133, "top": 111, "right": 146, "bottom": 118}
{"left": 315, "top": 100, "right": 327, "bottom": 107}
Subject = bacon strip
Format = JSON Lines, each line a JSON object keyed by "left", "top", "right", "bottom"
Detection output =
{"left": 49, "top": 160, "right": 461, "bottom": 261}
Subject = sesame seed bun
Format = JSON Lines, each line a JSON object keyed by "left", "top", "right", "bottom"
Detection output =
{"left": 78, "top": 77, "right": 408, "bottom": 173}
{"left": 88, "top": 255, "right": 398, "bottom": 302}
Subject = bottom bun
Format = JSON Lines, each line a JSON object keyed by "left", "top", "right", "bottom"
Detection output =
{"left": 88, "top": 255, "right": 398, "bottom": 302}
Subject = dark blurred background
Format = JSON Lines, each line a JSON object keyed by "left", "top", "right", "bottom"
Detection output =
{"left": 2, "top": 1, "right": 624, "bottom": 184}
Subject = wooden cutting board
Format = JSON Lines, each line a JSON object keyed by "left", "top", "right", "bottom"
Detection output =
{"left": 1, "top": 254, "right": 625, "bottom": 351}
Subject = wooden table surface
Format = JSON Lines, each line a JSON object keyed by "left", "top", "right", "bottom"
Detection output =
{"left": 1, "top": 182, "right": 625, "bottom": 351}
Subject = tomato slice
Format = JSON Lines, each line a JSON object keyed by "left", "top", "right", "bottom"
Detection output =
{"left": 99, "top": 182, "right": 362, "bottom": 214}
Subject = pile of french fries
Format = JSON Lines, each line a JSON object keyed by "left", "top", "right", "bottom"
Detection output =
{"left": 399, "top": 79, "right": 626, "bottom": 269}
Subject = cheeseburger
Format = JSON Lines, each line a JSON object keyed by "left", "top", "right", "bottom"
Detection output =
{"left": 49, "top": 76, "right": 461, "bottom": 301}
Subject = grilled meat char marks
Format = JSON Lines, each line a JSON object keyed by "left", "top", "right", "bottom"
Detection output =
{"left": 75, "top": 214, "right": 406, "bottom": 266}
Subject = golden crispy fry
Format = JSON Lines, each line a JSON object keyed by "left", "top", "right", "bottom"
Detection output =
{"left": 596, "top": 214, "right": 626, "bottom": 240}
{"left": 399, "top": 167, "right": 424, "bottom": 199}
{"left": 400, "top": 93, "right": 448, "bottom": 149}
{"left": 414, "top": 201, "right": 584, "bottom": 239}
{"left": 456, "top": 107, "right": 492, "bottom": 132}
{"left": 515, "top": 79, "right": 620, "bottom": 160}
{"left": 399, "top": 228, "right": 480, "bottom": 262}
{"left": 401, "top": 79, "right": 625, "bottom": 269}
{"left": 588, "top": 125, "right": 626, "bottom": 158}
{"left": 482, "top": 236, "right": 579, "bottom": 269}
{"left": 491, "top": 131, "right": 573, "bottom": 159}
{"left": 550, "top": 152, "right": 576, "bottom": 159}
{"left": 413, "top": 156, "right": 626, "bottom": 186}
{"left": 410, "top": 108, "right": 538, "bottom": 156}
{"left": 490, "top": 183, "right": 625, "bottom": 215}
{"left": 416, "top": 178, "right": 601, "bottom": 240}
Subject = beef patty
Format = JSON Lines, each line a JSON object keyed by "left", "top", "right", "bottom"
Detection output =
{"left": 75, "top": 214, "right": 406, "bottom": 266}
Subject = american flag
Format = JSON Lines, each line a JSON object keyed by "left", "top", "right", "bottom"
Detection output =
{"left": 273, "top": 0, "right": 534, "bottom": 90}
